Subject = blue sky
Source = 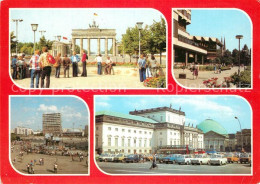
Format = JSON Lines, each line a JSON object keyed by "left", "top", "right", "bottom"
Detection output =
{"left": 95, "top": 96, "right": 251, "bottom": 134}
{"left": 10, "top": 96, "right": 89, "bottom": 131}
{"left": 187, "top": 9, "right": 252, "bottom": 51}
{"left": 10, "top": 8, "right": 163, "bottom": 46}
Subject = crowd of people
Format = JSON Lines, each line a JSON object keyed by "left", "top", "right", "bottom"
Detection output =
{"left": 137, "top": 54, "right": 160, "bottom": 82}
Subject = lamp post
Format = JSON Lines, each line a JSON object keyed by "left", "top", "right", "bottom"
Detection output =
{"left": 31, "top": 24, "right": 38, "bottom": 54}
{"left": 12, "top": 19, "right": 23, "bottom": 55}
{"left": 136, "top": 22, "right": 143, "bottom": 58}
{"left": 56, "top": 35, "right": 61, "bottom": 56}
{"left": 234, "top": 116, "right": 243, "bottom": 152}
{"left": 236, "top": 35, "right": 243, "bottom": 76}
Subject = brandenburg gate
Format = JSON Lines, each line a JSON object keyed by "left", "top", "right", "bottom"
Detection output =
{"left": 71, "top": 21, "right": 117, "bottom": 56}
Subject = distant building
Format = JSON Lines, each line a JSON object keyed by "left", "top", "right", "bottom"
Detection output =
{"left": 173, "top": 9, "right": 224, "bottom": 65}
{"left": 42, "top": 113, "right": 62, "bottom": 136}
{"left": 63, "top": 128, "right": 84, "bottom": 137}
{"left": 14, "top": 127, "right": 34, "bottom": 136}
{"left": 236, "top": 129, "right": 251, "bottom": 152}
{"left": 85, "top": 125, "right": 88, "bottom": 137}
{"left": 228, "top": 134, "right": 237, "bottom": 151}
{"left": 95, "top": 107, "right": 204, "bottom": 154}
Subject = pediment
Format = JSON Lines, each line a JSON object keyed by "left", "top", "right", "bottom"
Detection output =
{"left": 205, "top": 131, "right": 226, "bottom": 138}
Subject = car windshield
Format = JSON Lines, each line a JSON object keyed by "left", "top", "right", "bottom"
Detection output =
{"left": 195, "top": 155, "right": 203, "bottom": 158}
{"left": 211, "top": 155, "right": 222, "bottom": 158}
{"left": 100, "top": 154, "right": 109, "bottom": 157}
{"left": 240, "top": 154, "right": 249, "bottom": 158}
{"left": 128, "top": 154, "right": 135, "bottom": 157}
{"left": 225, "top": 154, "right": 233, "bottom": 157}
{"left": 117, "top": 154, "right": 123, "bottom": 157}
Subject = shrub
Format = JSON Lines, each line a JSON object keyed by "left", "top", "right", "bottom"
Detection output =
{"left": 231, "top": 70, "right": 251, "bottom": 88}
{"left": 199, "top": 65, "right": 215, "bottom": 71}
{"left": 143, "top": 76, "right": 166, "bottom": 88}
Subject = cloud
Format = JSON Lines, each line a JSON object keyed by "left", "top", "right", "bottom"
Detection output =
{"left": 37, "top": 104, "right": 58, "bottom": 112}
{"left": 95, "top": 102, "right": 110, "bottom": 108}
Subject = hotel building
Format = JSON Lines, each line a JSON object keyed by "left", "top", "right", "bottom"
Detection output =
{"left": 95, "top": 107, "right": 204, "bottom": 154}
{"left": 173, "top": 9, "right": 225, "bottom": 65}
{"left": 42, "top": 113, "right": 62, "bottom": 136}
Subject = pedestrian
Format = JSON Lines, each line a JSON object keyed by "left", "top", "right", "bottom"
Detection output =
{"left": 81, "top": 50, "right": 88, "bottom": 77}
{"left": 95, "top": 54, "right": 103, "bottom": 75}
{"left": 70, "top": 51, "right": 80, "bottom": 77}
{"left": 11, "top": 55, "right": 18, "bottom": 79}
{"left": 104, "top": 56, "right": 112, "bottom": 75}
{"left": 29, "top": 50, "right": 41, "bottom": 88}
{"left": 145, "top": 55, "right": 152, "bottom": 78}
{"left": 39, "top": 47, "right": 52, "bottom": 88}
{"left": 42, "top": 158, "right": 44, "bottom": 165}
{"left": 54, "top": 163, "right": 58, "bottom": 173}
{"left": 22, "top": 54, "right": 27, "bottom": 79}
{"left": 54, "top": 53, "right": 62, "bottom": 78}
{"left": 150, "top": 55, "right": 158, "bottom": 77}
{"left": 34, "top": 159, "right": 37, "bottom": 165}
{"left": 150, "top": 154, "right": 158, "bottom": 169}
{"left": 138, "top": 54, "right": 146, "bottom": 82}
{"left": 16, "top": 56, "right": 25, "bottom": 80}
{"left": 193, "top": 62, "right": 199, "bottom": 80}
{"left": 63, "top": 54, "right": 71, "bottom": 78}
{"left": 27, "top": 163, "right": 30, "bottom": 174}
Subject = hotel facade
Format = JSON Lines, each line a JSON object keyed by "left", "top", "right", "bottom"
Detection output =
{"left": 95, "top": 107, "right": 204, "bottom": 154}
{"left": 173, "top": 9, "right": 224, "bottom": 65}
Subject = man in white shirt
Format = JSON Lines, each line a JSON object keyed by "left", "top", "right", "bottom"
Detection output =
{"left": 95, "top": 54, "right": 102, "bottom": 75}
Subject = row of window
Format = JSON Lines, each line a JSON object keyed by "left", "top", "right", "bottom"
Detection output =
{"left": 104, "top": 127, "right": 152, "bottom": 135}
{"left": 106, "top": 137, "right": 152, "bottom": 147}
{"left": 106, "top": 149, "right": 152, "bottom": 154}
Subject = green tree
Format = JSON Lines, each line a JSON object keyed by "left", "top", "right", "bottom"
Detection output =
{"left": 10, "top": 31, "right": 17, "bottom": 55}
{"left": 149, "top": 17, "right": 166, "bottom": 64}
{"left": 241, "top": 44, "right": 251, "bottom": 66}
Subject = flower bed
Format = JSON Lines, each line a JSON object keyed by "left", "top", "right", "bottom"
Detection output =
{"left": 143, "top": 76, "right": 166, "bottom": 88}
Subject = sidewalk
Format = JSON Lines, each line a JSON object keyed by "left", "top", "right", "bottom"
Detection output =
{"left": 174, "top": 67, "right": 241, "bottom": 88}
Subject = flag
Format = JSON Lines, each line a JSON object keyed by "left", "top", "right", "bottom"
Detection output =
{"left": 94, "top": 13, "right": 98, "bottom": 16}
{"left": 63, "top": 37, "right": 68, "bottom": 40}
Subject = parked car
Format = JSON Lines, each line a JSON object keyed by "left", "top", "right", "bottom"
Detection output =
{"left": 191, "top": 154, "right": 210, "bottom": 165}
{"left": 125, "top": 154, "right": 140, "bottom": 163}
{"left": 146, "top": 154, "right": 154, "bottom": 161}
{"left": 239, "top": 153, "right": 251, "bottom": 164}
{"left": 162, "top": 154, "right": 181, "bottom": 164}
{"left": 209, "top": 154, "right": 228, "bottom": 166}
{"left": 114, "top": 154, "right": 126, "bottom": 162}
{"left": 156, "top": 154, "right": 166, "bottom": 163}
{"left": 106, "top": 154, "right": 116, "bottom": 162}
{"left": 176, "top": 154, "right": 192, "bottom": 165}
{"left": 225, "top": 153, "right": 239, "bottom": 163}
{"left": 98, "top": 153, "right": 111, "bottom": 162}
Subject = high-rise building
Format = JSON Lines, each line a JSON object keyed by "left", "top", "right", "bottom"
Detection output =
{"left": 42, "top": 113, "right": 62, "bottom": 136}
{"left": 173, "top": 9, "right": 224, "bottom": 65}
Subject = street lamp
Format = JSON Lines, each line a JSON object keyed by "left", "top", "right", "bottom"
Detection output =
{"left": 31, "top": 24, "right": 38, "bottom": 54}
{"left": 57, "top": 35, "right": 61, "bottom": 41}
{"left": 234, "top": 116, "right": 243, "bottom": 152}
{"left": 55, "top": 35, "right": 61, "bottom": 57}
{"left": 39, "top": 30, "right": 46, "bottom": 36}
{"left": 12, "top": 19, "right": 23, "bottom": 55}
{"left": 136, "top": 22, "right": 143, "bottom": 58}
{"left": 236, "top": 35, "right": 243, "bottom": 76}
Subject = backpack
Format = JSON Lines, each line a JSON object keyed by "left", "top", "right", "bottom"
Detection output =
{"left": 47, "top": 53, "right": 56, "bottom": 64}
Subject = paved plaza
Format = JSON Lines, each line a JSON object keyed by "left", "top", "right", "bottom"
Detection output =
{"left": 97, "top": 161, "right": 251, "bottom": 175}
{"left": 11, "top": 144, "right": 88, "bottom": 175}
{"left": 174, "top": 66, "right": 242, "bottom": 88}
{"left": 13, "top": 74, "right": 146, "bottom": 89}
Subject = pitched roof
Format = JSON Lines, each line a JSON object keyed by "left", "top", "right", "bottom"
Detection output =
{"left": 96, "top": 111, "right": 158, "bottom": 124}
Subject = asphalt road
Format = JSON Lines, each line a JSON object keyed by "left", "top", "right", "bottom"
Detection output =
{"left": 97, "top": 161, "right": 251, "bottom": 175}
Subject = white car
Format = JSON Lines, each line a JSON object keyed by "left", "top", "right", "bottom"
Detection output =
{"left": 106, "top": 154, "right": 116, "bottom": 162}
{"left": 176, "top": 155, "right": 192, "bottom": 165}
{"left": 98, "top": 154, "right": 111, "bottom": 162}
{"left": 191, "top": 154, "right": 210, "bottom": 165}
{"left": 209, "top": 154, "right": 228, "bottom": 165}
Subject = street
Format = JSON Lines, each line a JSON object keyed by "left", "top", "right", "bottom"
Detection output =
{"left": 97, "top": 161, "right": 251, "bottom": 175}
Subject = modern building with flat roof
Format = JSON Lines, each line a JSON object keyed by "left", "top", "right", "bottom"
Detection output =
{"left": 173, "top": 9, "right": 225, "bottom": 65}
{"left": 42, "top": 113, "right": 62, "bottom": 136}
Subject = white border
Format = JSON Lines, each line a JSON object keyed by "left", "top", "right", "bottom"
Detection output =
{"left": 9, "top": 8, "right": 168, "bottom": 90}
{"left": 93, "top": 94, "right": 253, "bottom": 176}
{"left": 9, "top": 95, "right": 90, "bottom": 176}
{"left": 171, "top": 8, "right": 253, "bottom": 90}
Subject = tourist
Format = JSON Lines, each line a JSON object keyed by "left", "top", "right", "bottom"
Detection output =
{"left": 149, "top": 154, "right": 158, "bottom": 169}
{"left": 22, "top": 54, "right": 27, "bottom": 79}
{"left": 214, "top": 64, "right": 217, "bottom": 74}
{"left": 63, "top": 54, "right": 71, "bottom": 78}
{"left": 39, "top": 47, "right": 52, "bottom": 88}
{"left": 81, "top": 50, "right": 88, "bottom": 77}
{"left": 27, "top": 163, "right": 30, "bottom": 174}
{"left": 11, "top": 55, "right": 17, "bottom": 79}
{"left": 104, "top": 56, "right": 113, "bottom": 75}
{"left": 193, "top": 62, "right": 199, "bottom": 80}
{"left": 70, "top": 51, "right": 80, "bottom": 77}
{"left": 145, "top": 55, "right": 152, "bottom": 78}
{"left": 29, "top": 50, "right": 41, "bottom": 88}
{"left": 138, "top": 54, "right": 146, "bottom": 82}
{"left": 150, "top": 55, "right": 158, "bottom": 77}
{"left": 16, "top": 56, "right": 25, "bottom": 80}
{"left": 95, "top": 54, "right": 102, "bottom": 75}
{"left": 54, "top": 163, "right": 58, "bottom": 173}
{"left": 54, "top": 53, "right": 62, "bottom": 78}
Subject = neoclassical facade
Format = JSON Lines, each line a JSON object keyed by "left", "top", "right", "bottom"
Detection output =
{"left": 95, "top": 107, "right": 204, "bottom": 154}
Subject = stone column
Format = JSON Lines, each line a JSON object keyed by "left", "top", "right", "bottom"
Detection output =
{"left": 185, "top": 51, "right": 188, "bottom": 66}
{"left": 105, "top": 38, "right": 108, "bottom": 56}
{"left": 72, "top": 38, "right": 76, "bottom": 52}
{"left": 195, "top": 53, "right": 198, "bottom": 63}
{"left": 113, "top": 38, "right": 116, "bottom": 56}
{"left": 80, "top": 38, "right": 83, "bottom": 53}
{"left": 202, "top": 55, "right": 204, "bottom": 65}
{"left": 87, "top": 38, "right": 90, "bottom": 56}
{"left": 97, "top": 38, "right": 100, "bottom": 55}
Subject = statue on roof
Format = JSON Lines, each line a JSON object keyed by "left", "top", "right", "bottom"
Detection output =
{"left": 89, "top": 20, "right": 99, "bottom": 28}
